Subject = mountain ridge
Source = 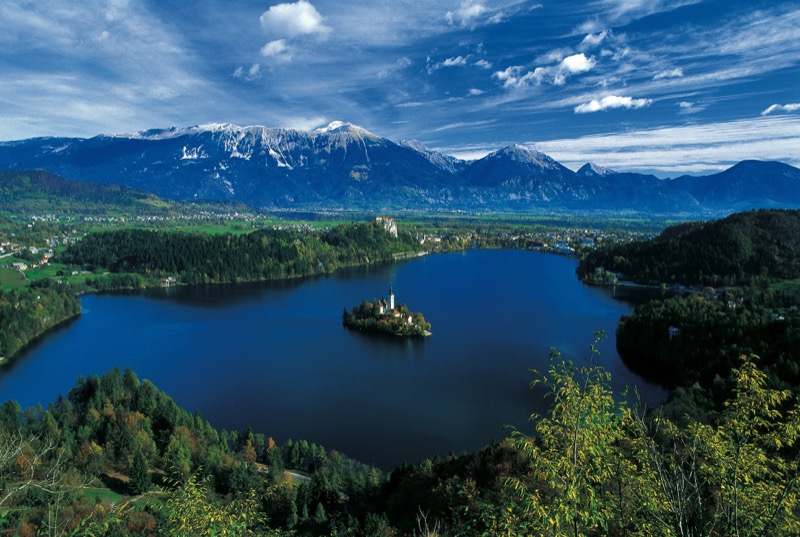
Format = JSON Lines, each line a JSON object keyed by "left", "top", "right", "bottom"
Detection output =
{"left": 1, "top": 122, "right": 798, "bottom": 215}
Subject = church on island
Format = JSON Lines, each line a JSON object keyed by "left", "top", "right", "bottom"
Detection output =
{"left": 343, "top": 285, "right": 431, "bottom": 337}
{"left": 377, "top": 286, "right": 402, "bottom": 317}
{"left": 377, "top": 286, "right": 415, "bottom": 325}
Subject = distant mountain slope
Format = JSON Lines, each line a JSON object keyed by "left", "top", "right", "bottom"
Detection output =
{"left": 577, "top": 208, "right": 800, "bottom": 286}
{"left": 0, "top": 169, "right": 246, "bottom": 216}
{"left": 1, "top": 123, "right": 799, "bottom": 215}
{"left": 0, "top": 169, "right": 166, "bottom": 213}
{"left": 673, "top": 160, "right": 800, "bottom": 211}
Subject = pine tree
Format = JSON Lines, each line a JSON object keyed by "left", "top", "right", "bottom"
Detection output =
{"left": 128, "top": 449, "right": 151, "bottom": 494}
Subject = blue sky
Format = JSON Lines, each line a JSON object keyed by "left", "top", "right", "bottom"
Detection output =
{"left": 1, "top": 0, "right": 798, "bottom": 175}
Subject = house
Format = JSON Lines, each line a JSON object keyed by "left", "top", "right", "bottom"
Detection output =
{"left": 12, "top": 262, "right": 28, "bottom": 272}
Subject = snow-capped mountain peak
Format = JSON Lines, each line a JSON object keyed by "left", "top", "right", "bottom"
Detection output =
{"left": 313, "top": 121, "right": 378, "bottom": 139}
{"left": 577, "top": 162, "right": 615, "bottom": 177}
{"left": 492, "top": 144, "right": 560, "bottom": 169}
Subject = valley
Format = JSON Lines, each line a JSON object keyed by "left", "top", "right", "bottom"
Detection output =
{"left": 3, "top": 169, "right": 800, "bottom": 535}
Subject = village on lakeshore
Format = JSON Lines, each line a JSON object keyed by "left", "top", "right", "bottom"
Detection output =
{"left": 343, "top": 285, "right": 431, "bottom": 337}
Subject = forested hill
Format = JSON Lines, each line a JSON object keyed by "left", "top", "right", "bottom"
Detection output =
{"left": 0, "top": 169, "right": 251, "bottom": 216}
{"left": 5, "top": 356, "right": 800, "bottom": 534}
{"left": 58, "top": 221, "right": 420, "bottom": 284}
{"left": 0, "top": 283, "right": 80, "bottom": 359}
{"left": 0, "top": 169, "right": 170, "bottom": 215}
{"left": 578, "top": 209, "right": 800, "bottom": 287}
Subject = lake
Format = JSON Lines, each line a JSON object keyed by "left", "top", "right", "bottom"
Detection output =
{"left": 0, "top": 249, "right": 665, "bottom": 469}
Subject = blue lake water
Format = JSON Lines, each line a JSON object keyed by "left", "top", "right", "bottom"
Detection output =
{"left": 0, "top": 249, "right": 665, "bottom": 469}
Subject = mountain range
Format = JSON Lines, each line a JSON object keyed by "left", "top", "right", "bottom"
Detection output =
{"left": 1, "top": 121, "right": 799, "bottom": 215}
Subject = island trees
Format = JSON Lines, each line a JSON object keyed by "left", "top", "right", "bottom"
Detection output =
{"left": 343, "top": 300, "right": 431, "bottom": 337}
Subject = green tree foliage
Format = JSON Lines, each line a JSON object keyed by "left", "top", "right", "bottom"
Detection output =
{"left": 616, "top": 293, "right": 800, "bottom": 390}
{"left": 161, "top": 470, "right": 285, "bottom": 536}
{"left": 0, "top": 367, "right": 384, "bottom": 535}
{"left": 0, "top": 284, "right": 80, "bottom": 359}
{"left": 59, "top": 221, "right": 419, "bottom": 285}
{"left": 578, "top": 209, "right": 800, "bottom": 287}
{"left": 499, "top": 334, "right": 640, "bottom": 536}
{"left": 0, "top": 169, "right": 178, "bottom": 216}
{"left": 473, "top": 348, "right": 800, "bottom": 536}
{"left": 343, "top": 300, "right": 431, "bottom": 336}
{"left": 127, "top": 448, "right": 151, "bottom": 495}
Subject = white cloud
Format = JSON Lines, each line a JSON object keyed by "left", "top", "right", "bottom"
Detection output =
{"left": 433, "top": 119, "right": 496, "bottom": 132}
{"left": 677, "top": 101, "right": 705, "bottom": 115}
{"left": 474, "top": 59, "right": 492, "bottom": 69}
{"left": 493, "top": 65, "right": 529, "bottom": 88}
{"left": 580, "top": 30, "right": 608, "bottom": 49}
{"left": 468, "top": 88, "right": 485, "bottom": 96}
{"left": 531, "top": 115, "right": 800, "bottom": 174}
{"left": 278, "top": 115, "right": 328, "bottom": 131}
{"left": 574, "top": 95, "right": 652, "bottom": 113}
{"left": 428, "top": 55, "right": 472, "bottom": 74}
{"left": 261, "top": 39, "right": 293, "bottom": 62}
{"left": 233, "top": 63, "right": 263, "bottom": 81}
{"left": 561, "top": 53, "right": 596, "bottom": 74}
{"left": 444, "top": 0, "right": 532, "bottom": 28}
{"left": 442, "top": 55, "right": 468, "bottom": 67}
{"left": 596, "top": 0, "right": 703, "bottom": 26}
{"left": 653, "top": 68, "right": 684, "bottom": 80}
{"left": 575, "top": 19, "right": 604, "bottom": 35}
{"left": 260, "top": 0, "right": 330, "bottom": 38}
{"left": 446, "top": 1, "right": 489, "bottom": 27}
{"left": 761, "top": 103, "right": 800, "bottom": 116}
{"left": 497, "top": 53, "right": 596, "bottom": 88}
{"left": 487, "top": 11, "right": 507, "bottom": 24}
{"left": 537, "top": 48, "right": 571, "bottom": 64}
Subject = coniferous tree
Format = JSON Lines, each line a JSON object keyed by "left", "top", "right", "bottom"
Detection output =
{"left": 128, "top": 448, "right": 151, "bottom": 494}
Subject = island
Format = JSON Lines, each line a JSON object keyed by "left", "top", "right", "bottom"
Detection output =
{"left": 343, "top": 286, "right": 431, "bottom": 337}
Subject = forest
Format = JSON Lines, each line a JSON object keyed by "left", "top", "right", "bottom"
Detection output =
{"left": 616, "top": 289, "right": 800, "bottom": 396}
{"left": 3, "top": 345, "right": 800, "bottom": 535}
{"left": 572, "top": 209, "right": 800, "bottom": 402}
{"left": 58, "top": 222, "right": 420, "bottom": 285}
{"left": 578, "top": 209, "right": 800, "bottom": 287}
{"left": 0, "top": 282, "right": 80, "bottom": 360}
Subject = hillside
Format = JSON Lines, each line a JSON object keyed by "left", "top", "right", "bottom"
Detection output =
{"left": 1, "top": 123, "right": 799, "bottom": 215}
{"left": 578, "top": 209, "right": 800, "bottom": 287}
{"left": 0, "top": 169, "right": 252, "bottom": 217}
{"left": 57, "top": 221, "right": 420, "bottom": 284}
{"left": 3, "top": 354, "right": 799, "bottom": 535}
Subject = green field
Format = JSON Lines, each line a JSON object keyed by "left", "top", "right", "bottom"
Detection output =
{"left": 770, "top": 278, "right": 800, "bottom": 303}
{"left": 81, "top": 486, "right": 125, "bottom": 504}
{"left": 0, "top": 266, "right": 26, "bottom": 290}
